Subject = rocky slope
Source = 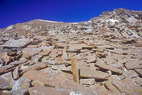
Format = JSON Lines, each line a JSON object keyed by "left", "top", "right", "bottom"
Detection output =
{"left": 0, "top": 8, "right": 142, "bottom": 95}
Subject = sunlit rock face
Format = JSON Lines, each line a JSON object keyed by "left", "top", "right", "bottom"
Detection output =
{"left": 0, "top": 8, "right": 142, "bottom": 95}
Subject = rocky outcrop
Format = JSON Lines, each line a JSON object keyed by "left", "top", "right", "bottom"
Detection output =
{"left": 0, "top": 8, "right": 142, "bottom": 95}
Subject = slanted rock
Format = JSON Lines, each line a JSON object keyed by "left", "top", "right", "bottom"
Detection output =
{"left": 135, "top": 69, "right": 142, "bottom": 77}
{"left": 12, "top": 66, "right": 20, "bottom": 80}
{"left": 95, "top": 58, "right": 123, "bottom": 74}
{"left": 21, "top": 63, "right": 47, "bottom": 74}
{"left": 0, "top": 65, "right": 15, "bottom": 75}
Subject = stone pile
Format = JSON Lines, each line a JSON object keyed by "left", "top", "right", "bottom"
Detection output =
{"left": 0, "top": 8, "right": 142, "bottom": 95}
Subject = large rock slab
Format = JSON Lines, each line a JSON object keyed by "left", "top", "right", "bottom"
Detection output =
{"left": 23, "top": 70, "right": 73, "bottom": 88}
{"left": 29, "top": 85, "right": 98, "bottom": 95}
{"left": 22, "top": 48, "right": 42, "bottom": 59}
{"left": 95, "top": 58, "right": 123, "bottom": 74}
{"left": 29, "top": 86, "right": 69, "bottom": 95}
{"left": 123, "top": 70, "right": 138, "bottom": 78}
{"left": 23, "top": 70, "right": 98, "bottom": 95}
{"left": 1, "top": 38, "right": 31, "bottom": 48}
{"left": 79, "top": 65, "right": 109, "bottom": 80}
{"left": 21, "top": 63, "right": 47, "bottom": 74}
{"left": 125, "top": 59, "right": 142, "bottom": 70}
{"left": 112, "top": 78, "right": 142, "bottom": 95}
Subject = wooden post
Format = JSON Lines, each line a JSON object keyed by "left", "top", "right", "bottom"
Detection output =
{"left": 71, "top": 57, "right": 79, "bottom": 82}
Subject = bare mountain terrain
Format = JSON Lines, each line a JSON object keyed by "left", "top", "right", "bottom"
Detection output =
{"left": 0, "top": 8, "right": 142, "bottom": 95}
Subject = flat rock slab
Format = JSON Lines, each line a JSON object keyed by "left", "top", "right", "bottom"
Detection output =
{"left": 112, "top": 78, "right": 142, "bottom": 95}
{"left": 85, "top": 54, "right": 97, "bottom": 63}
{"left": 68, "top": 43, "right": 87, "bottom": 50}
{"left": 135, "top": 69, "right": 142, "bottom": 77}
{"left": 23, "top": 70, "right": 98, "bottom": 95}
{"left": 123, "top": 70, "right": 138, "bottom": 78}
{"left": 22, "top": 48, "right": 42, "bottom": 59}
{"left": 29, "top": 86, "right": 69, "bottom": 95}
{"left": 1, "top": 38, "right": 31, "bottom": 48}
{"left": 29, "top": 85, "right": 98, "bottom": 95}
{"left": 79, "top": 65, "right": 109, "bottom": 80}
{"left": 23, "top": 70, "right": 73, "bottom": 88}
{"left": 125, "top": 59, "right": 142, "bottom": 70}
{"left": 21, "top": 63, "right": 47, "bottom": 74}
{"left": 95, "top": 58, "right": 123, "bottom": 74}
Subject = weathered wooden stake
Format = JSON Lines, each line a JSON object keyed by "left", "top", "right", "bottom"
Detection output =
{"left": 71, "top": 57, "right": 79, "bottom": 82}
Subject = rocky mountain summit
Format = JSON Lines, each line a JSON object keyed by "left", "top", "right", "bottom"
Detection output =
{"left": 0, "top": 8, "right": 142, "bottom": 95}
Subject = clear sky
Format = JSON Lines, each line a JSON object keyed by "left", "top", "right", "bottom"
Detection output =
{"left": 0, "top": 0, "right": 142, "bottom": 28}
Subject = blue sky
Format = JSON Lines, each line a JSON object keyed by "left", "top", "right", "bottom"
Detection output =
{"left": 0, "top": 0, "right": 142, "bottom": 28}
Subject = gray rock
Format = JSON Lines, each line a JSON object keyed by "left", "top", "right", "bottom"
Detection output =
{"left": 0, "top": 72, "right": 15, "bottom": 90}
{"left": 135, "top": 69, "right": 142, "bottom": 77}
{"left": 11, "top": 77, "right": 31, "bottom": 95}
{"left": 80, "top": 79, "right": 95, "bottom": 86}
{"left": 127, "top": 16, "right": 138, "bottom": 24}
{"left": 123, "top": 70, "right": 139, "bottom": 78}
{"left": 12, "top": 66, "right": 20, "bottom": 80}
{"left": 125, "top": 59, "right": 142, "bottom": 70}
{"left": 1, "top": 38, "right": 31, "bottom": 48}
